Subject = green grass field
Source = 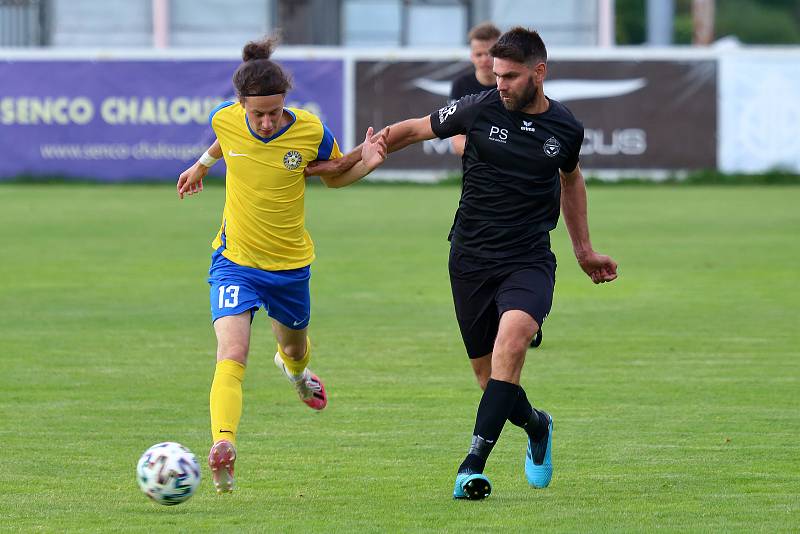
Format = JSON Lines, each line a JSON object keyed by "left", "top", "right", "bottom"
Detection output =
{"left": 1, "top": 184, "right": 798, "bottom": 532}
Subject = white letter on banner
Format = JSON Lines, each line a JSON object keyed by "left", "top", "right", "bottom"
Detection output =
{"left": 117, "top": 97, "right": 136, "bottom": 125}
{"left": 157, "top": 98, "right": 170, "bottom": 124}
{"left": 53, "top": 98, "right": 69, "bottom": 125}
{"left": 101, "top": 98, "right": 118, "bottom": 124}
{"left": 29, "top": 98, "right": 49, "bottom": 124}
{"left": 129, "top": 98, "right": 141, "bottom": 125}
{"left": 70, "top": 98, "right": 93, "bottom": 125}
{"left": 139, "top": 98, "right": 156, "bottom": 124}
{"left": 170, "top": 98, "right": 192, "bottom": 125}
{"left": 1, "top": 98, "right": 13, "bottom": 124}
{"left": 619, "top": 129, "right": 646, "bottom": 155}
{"left": 16, "top": 97, "right": 30, "bottom": 124}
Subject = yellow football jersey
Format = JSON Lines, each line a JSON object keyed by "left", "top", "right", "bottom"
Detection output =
{"left": 209, "top": 101, "right": 342, "bottom": 271}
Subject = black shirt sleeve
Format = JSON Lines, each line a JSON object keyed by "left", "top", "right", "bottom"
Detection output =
{"left": 448, "top": 77, "right": 462, "bottom": 103}
{"left": 560, "top": 124, "right": 584, "bottom": 173}
{"left": 430, "top": 93, "right": 483, "bottom": 140}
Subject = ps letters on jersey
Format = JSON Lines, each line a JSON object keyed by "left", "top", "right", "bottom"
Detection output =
{"left": 489, "top": 126, "right": 508, "bottom": 144}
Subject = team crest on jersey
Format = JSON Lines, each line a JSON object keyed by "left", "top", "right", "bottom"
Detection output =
{"left": 438, "top": 103, "right": 458, "bottom": 124}
{"left": 283, "top": 150, "right": 302, "bottom": 170}
{"left": 543, "top": 136, "right": 561, "bottom": 157}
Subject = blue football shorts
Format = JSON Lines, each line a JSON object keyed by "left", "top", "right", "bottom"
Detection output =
{"left": 207, "top": 249, "right": 311, "bottom": 329}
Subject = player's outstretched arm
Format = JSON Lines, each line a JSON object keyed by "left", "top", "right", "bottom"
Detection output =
{"left": 177, "top": 139, "right": 222, "bottom": 199}
{"left": 306, "top": 126, "right": 392, "bottom": 177}
{"left": 307, "top": 116, "right": 434, "bottom": 178}
{"left": 560, "top": 164, "right": 618, "bottom": 284}
{"left": 319, "top": 127, "right": 389, "bottom": 189}
{"left": 384, "top": 116, "right": 436, "bottom": 153}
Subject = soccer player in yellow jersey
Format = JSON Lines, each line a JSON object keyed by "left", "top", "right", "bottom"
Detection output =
{"left": 176, "top": 36, "right": 388, "bottom": 494}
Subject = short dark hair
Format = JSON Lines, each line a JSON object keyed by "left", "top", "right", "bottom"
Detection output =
{"left": 468, "top": 22, "right": 501, "bottom": 43}
{"left": 489, "top": 27, "right": 547, "bottom": 65}
{"left": 233, "top": 36, "right": 292, "bottom": 98}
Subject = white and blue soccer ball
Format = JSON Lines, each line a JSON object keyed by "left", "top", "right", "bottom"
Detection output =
{"left": 136, "top": 442, "right": 201, "bottom": 505}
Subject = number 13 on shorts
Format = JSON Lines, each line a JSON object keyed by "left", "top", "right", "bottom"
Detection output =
{"left": 218, "top": 285, "right": 240, "bottom": 308}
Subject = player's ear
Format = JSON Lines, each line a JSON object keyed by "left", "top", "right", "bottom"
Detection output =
{"left": 534, "top": 62, "right": 547, "bottom": 84}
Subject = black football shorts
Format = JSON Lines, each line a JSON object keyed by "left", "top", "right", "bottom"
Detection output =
{"left": 448, "top": 248, "right": 556, "bottom": 358}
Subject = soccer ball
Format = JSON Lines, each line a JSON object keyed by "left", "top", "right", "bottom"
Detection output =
{"left": 136, "top": 442, "right": 201, "bottom": 505}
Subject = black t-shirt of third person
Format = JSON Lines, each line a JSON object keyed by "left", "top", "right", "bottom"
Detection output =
{"left": 430, "top": 89, "right": 584, "bottom": 261}
{"left": 449, "top": 72, "right": 496, "bottom": 102}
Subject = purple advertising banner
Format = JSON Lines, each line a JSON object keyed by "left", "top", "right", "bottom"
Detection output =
{"left": 0, "top": 59, "right": 343, "bottom": 180}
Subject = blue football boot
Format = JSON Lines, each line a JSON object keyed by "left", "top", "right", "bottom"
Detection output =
{"left": 525, "top": 412, "right": 553, "bottom": 488}
{"left": 453, "top": 472, "right": 492, "bottom": 500}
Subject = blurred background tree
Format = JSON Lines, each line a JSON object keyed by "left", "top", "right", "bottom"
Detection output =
{"left": 616, "top": 0, "right": 800, "bottom": 44}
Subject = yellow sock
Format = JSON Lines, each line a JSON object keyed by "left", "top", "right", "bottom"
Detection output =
{"left": 210, "top": 359, "right": 246, "bottom": 446}
{"left": 277, "top": 337, "right": 311, "bottom": 377}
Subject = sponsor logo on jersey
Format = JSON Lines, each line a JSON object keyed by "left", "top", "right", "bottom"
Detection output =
{"left": 438, "top": 103, "right": 458, "bottom": 124}
{"left": 544, "top": 136, "right": 561, "bottom": 157}
{"left": 283, "top": 150, "right": 302, "bottom": 170}
{"left": 488, "top": 125, "right": 508, "bottom": 143}
{"left": 521, "top": 120, "right": 536, "bottom": 133}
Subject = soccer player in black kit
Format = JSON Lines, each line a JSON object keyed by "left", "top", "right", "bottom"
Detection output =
{"left": 311, "top": 27, "right": 618, "bottom": 500}
{"left": 449, "top": 22, "right": 543, "bottom": 351}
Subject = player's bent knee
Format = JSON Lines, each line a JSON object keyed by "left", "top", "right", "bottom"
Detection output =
{"left": 495, "top": 334, "right": 530, "bottom": 359}
{"left": 477, "top": 375, "right": 490, "bottom": 390}
{"left": 217, "top": 344, "right": 249, "bottom": 363}
{"left": 472, "top": 367, "right": 491, "bottom": 390}
{"left": 469, "top": 354, "right": 492, "bottom": 390}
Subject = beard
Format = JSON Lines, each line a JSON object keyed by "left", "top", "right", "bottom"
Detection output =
{"left": 502, "top": 76, "right": 539, "bottom": 112}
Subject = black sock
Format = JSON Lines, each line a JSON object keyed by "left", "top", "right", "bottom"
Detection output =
{"left": 507, "top": 387, "right": 549, "bottom": 442}
{"left": 458, "top": 379, "right": 519, "bottom": 474}
{"left": 507, "top": 386, "right": 534, "bottom": 427}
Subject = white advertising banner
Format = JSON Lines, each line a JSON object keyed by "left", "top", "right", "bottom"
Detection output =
{"left": 720, "top": 52, "right": 800, "bottom": 173}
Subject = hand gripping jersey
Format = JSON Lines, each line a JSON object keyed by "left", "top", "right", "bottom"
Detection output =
{"left": 209, "top": 101, "right": 342, "bottom": 271}
{"left": 430, "top": 89, "right": 584, "bottom": 260}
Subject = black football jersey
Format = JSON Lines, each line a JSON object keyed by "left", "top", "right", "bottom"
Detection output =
{"left": 430, "top": 89, "right": 584, "bottom": 259}
{"left": 449, "top": 71, "right": 496, "bottom": 102}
